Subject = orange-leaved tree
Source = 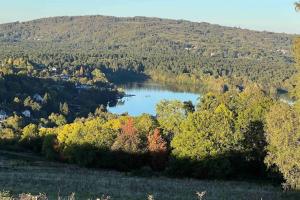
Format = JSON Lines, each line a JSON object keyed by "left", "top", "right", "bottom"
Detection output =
{"left": 112, "top": 118, "right": 145, "bottom": 154}
{"left": 147, "top": 128, "right": 168, "bottom": 171}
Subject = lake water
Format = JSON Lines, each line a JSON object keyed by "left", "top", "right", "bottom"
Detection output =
{"left": 108, "top": 82, "right": 201, "bottom": 116}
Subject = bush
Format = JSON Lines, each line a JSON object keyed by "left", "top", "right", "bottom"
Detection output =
{"left": 42, "top": 134, "right": 59, "bottom": 160}
{"left": 63, "top": 143, "right": 98, "bottom": 167}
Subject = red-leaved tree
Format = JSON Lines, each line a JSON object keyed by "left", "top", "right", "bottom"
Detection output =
{"left": 147, "top": 128, "right": 168, "bottom": 171}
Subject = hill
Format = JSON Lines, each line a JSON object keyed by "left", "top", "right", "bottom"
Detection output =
{"left": 0, "top": 150, "right": 299, "bottom": 200}
{"left": 0, "top": 15, "right": 296, "bottom": 88}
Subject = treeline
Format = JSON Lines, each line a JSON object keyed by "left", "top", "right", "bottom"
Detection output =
{"left": 0, "top": 15, "right": 296, "bottom": 90}
{"left": 1, "top": 84, "right": 299, "bottom": 189}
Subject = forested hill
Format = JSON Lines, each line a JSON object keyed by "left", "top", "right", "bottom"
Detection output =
{"left": 0, "top": 15, "right": 296, "bottom": 88}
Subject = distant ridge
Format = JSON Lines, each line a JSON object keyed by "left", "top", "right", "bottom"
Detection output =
{"left": 0, "top": 15, "right": 295, "bottom": 87}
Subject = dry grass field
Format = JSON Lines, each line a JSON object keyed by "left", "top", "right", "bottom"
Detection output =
{"left": 0, "top": 150, "right": 299, "bottom": 200}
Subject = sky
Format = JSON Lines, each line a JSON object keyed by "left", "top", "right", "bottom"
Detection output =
{"left": 0, "top": 0, "right": 299, "bottom": 34}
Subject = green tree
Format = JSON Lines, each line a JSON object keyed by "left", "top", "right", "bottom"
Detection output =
{"left": 135, "top": 114, "right": 158, "bottom": 136}
{"left": 21, "top": 123, "right": 39, "bottom": 141}
{"left": 48, "top": 113, "right": 67, "bottom": 126}
{"left": 20, "top": 124, "right": 42, "bottom": 152}
{"left": 92, "top": 68, "right": 107, "bottom": 82}
{"left": 235, "top": 85, "right": 273, "bottom": 163}
{"left": 171, "top": 103, "right": 237, "bottom": 178}
{"left": 294, "top": 3, "right": 300, "bottom": 110}
{"left": 156, "top": 100, "right": 188, "bottom": 137}
{"left": 265, "top": 103, "right": 300, "bottom": 189}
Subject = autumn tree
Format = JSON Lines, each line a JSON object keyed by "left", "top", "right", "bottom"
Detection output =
{"left": 147, "top": 128, "right": 168, "bottom": 171}
{"left": 111, "top": 118, "right": 146, "bottom": 154}
{"left": 111, "top": 118, "right": 147, "bottom": 170}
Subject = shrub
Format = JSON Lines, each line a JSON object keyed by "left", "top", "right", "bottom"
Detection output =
{"left": 63, "top": 143, "right": 98, "bottom": 167}
{"left": 42, "top": 134, "right": 60, "bottom": 160}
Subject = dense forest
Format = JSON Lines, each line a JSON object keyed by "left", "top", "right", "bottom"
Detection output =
{"left": 0, "top": 8, "right": 300, "bottom": 194}
{"left": 0, "top": 15, "right": 296, "bottom": 92}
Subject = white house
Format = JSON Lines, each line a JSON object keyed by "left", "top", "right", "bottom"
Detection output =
{"left": 0, "top": 110, "right": 8, "bottom": 121}
{"left": 75, "top": 83, "right": 92, "bottom": 90}
{"left": 60, "top": 74, "right": 70, "bottom": 81}
{"left": 33, "top": 94, "right": 44, "bottom": 102}
{"left": 22, "top": 110, "right": 31, "bottom": 118}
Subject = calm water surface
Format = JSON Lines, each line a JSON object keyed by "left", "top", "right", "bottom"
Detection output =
{"left": 108, "top": 82, "right": 201, "bottom": 116}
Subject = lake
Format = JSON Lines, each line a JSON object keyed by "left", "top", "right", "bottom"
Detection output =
{"left": 108, "top": 82, "right": 201, "bottom": 116}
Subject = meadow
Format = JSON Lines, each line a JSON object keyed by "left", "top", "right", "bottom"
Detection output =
{"left": 0, "top": 150, "right": 299, "bottom": 200}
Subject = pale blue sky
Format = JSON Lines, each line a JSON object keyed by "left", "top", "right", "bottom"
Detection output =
{"left": 0, "top": 0, "right": 299, "bottom": 34}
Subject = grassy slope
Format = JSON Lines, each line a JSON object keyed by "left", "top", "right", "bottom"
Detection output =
{"left": 0, "top": 150, "right": 299, "bottom": 200}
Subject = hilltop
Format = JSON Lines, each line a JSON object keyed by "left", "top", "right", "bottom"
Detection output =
{"left": 0, "top": 15, "right": 296, "bottom": 88}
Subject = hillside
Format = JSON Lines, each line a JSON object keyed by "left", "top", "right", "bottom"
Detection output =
{"left": 0, "top": 150, "right": 298, "bottom": 200}
{"left": 0, "top": 15, "right": 296, "bottom": 88}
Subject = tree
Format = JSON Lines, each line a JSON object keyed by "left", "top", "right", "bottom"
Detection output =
{"left": 295, "top": 1, "right": 300, "bottom": 11}
{"left": 42, "top": 133, "right": 60, "bottom": 160}
{"left": 183, "top": 101, "right": 195, "bottom": 114}
{"left": 235, "top": 85, "right": 273, "bottom": 165}
{"left": 156, "top": 100, "right": 188, "bottom": 137}
{"left": 4, "top": 115, "right": 23, "bottom": 131}
{"left": 293, "top": 36, "right": 300, "bottom": 111}
{"left": 147, "top": 128, "right": 168, "bottom": 171}
{"left": 171, "top": 103, "right": 237, "bottom": 178}
{"left": 111, "top": 118, "right": 146, "bottom": 154}
{"left": 21, "top": 124, "right": 39, "bottom": 141}
{"left": 294, "top": 2, "right": 300, "bottom": 111}
{"left": 0, "top": 128, "right": 16, "bottom": 143}
{"left": 48, "top": 113, "right": 67, "bottom": 126}
{"left": 20, "top": 124, "right": 42, "bottom": 152}
{"left": 59, "top": 102, "right": 69, "bottom": 116}
{"left": 111, "top": 118, "right": 147, "bottom": 170}
{"left": 265, "top": 103, "right": 300, "bottom": 189}
{"left": 92, "top": 68, "right": 107, "bottom": 82}
{"left": 135, "top": 114, "right": 158, "bottom": 136}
